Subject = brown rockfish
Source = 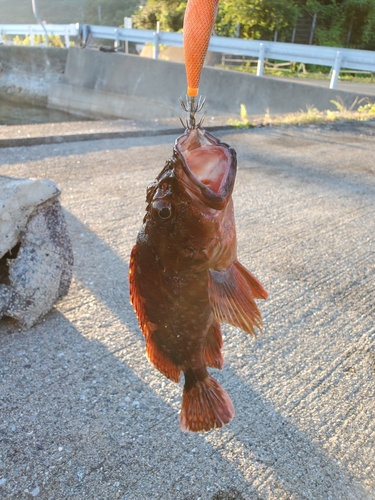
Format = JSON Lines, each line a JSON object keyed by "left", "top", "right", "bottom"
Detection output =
{"left": 129, "top": 126, "right": 267, "bottom": 432}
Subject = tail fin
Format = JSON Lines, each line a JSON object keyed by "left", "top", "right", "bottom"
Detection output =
{"left": 180, "top": 374, "right": 234, "bottom": 432}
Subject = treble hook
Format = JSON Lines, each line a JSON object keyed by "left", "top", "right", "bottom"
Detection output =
{"left": 179, "top": 95, "right": 206, "bottom": 129}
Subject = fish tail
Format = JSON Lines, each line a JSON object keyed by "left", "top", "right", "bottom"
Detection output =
{"left": 180, "top": 369, "right": 234, "bottom": 432}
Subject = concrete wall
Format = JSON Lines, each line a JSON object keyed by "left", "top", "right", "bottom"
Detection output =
{"left": 49, "top": 47, "right": 187, "bottom": 119}
{"left": 0, "top": 46, "right": 67, "bottom": 106}
{"left": 48, "top": 46, "right": 374, "bottom": 120}
{"left": 0, "top": 45, "right": 372, "bottom": 119}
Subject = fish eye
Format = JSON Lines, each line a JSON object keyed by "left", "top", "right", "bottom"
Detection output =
{"left": 159, "top": 206, "right": 171, "bottom": 219}
{"left": 152, "top": 200, "right": 174, "bottom": 222}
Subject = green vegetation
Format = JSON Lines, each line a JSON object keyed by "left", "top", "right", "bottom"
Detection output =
{"left": 227, "top": 104, "right": 255, "bottom": 128}
{"left": 215, "top": 0, "right": 298, "bottom": 42}
{"left": 220, "top": 61, "right": 374, "bottom": 83}
{"left": 228, "top": 99, "right": 375, "bottom": 128}
{"left": 5, "top": 34, "right": 67, "bottom": 47}
{"left": 132, "top": 0, "right": 186, "bottom": 32}
{"left": 133, "top": 0, "right": 375, "bottom": 50}
{"left": 1, "top": 0, "right": 374, "bottom": 51}
{"left": 306, "top": 0, "right": 375, "bottom": 50}
{"left": 132, "top": 0, "right": 298, "bottom": 41}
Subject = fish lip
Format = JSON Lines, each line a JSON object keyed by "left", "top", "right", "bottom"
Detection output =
{"left": 174, "top": 128, "right": 237, "bottom": 210}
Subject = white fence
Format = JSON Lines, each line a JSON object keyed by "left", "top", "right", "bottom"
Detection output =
{"left": 0, "top": 23, "right": 374, "bottom": 90}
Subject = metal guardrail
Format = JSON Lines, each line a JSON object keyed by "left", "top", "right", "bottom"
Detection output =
{"left": 0, "top": 23, "right": 374, "bottom": 90}
{"left": 0, "top": 23, "right": 77, "bottom": 49}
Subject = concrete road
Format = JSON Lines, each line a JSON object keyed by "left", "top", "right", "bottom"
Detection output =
{"left": 0, "top": 120, "right": 375, "bottom": 500}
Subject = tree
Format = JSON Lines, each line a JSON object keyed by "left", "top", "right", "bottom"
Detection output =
{"left": 215, "top": 0, "right": 299, "bottom": 41}
{"left": 306, "top": 0, "right": 375, "bottom": 49}
{"left": 133, "top": 0, "right": 375, "bottom": 49}
{"left": 133, "top": 0, "right": 299, "bottom": 41}
{"left": 132, "top": 0, "right": 187, "bottom": 32}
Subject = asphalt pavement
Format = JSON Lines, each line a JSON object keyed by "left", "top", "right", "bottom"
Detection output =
{"left": 0, "top": 119, "right": 374, "bottom": 499}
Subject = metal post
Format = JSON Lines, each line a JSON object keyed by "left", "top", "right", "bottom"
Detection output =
{"left": 98, "top": 5, "right": 102, "bottom": 23}
{"left": 292, "top": 13, "right": 298, "bottom": 44}
{"left": 64, "top": 29, "right": 70, "bottom": 48}
{"left": 31, "top": 0, "right": 49, "bottom": 46}
{"left": 30, "top": 27, "right": 35, "bottom": 46}
{"left": 124, "top": 17, "right": 132, "bottom": 54}
{"left": 330, "top": 51, "right": 342, "bottom": 89}
{"left": 153, "top": 21, "right": 160, "bottom": 60}
{"left": 346, "top": 18, "right": 353, "bottom": 46}
{"left": 273, "top": 30, "right": 278, "bottom": 43}
{"left": 309, "top": 13, "right": 317, "bottom": 45}
{"left": 257, "top": 43, "right": 265, "bottom": 77}
{"left": 114, "top": 28, "right": 119, "bottom": 50}
{"left": 291, "top": 27, "right": 296, "bottom": 43}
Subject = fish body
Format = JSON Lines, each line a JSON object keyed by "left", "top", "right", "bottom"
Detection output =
{"left": 129, "top": 127, "right": 267, "bottom": 432}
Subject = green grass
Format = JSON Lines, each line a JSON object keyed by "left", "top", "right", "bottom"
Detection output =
{"left": 228, "top": 99, "right": 375, "bottom": 129}
{"left": 219, "top": 63, "right": 375, "bottom": 84}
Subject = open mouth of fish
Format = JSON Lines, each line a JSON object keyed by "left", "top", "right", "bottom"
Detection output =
{"left": 175, "top": 127, "right": 237, "bottom": 208}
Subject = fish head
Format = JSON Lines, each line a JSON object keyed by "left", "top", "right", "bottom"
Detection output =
{"left": 142, "top": 127, "right": 237, "bottom": 273}
{"left": 175, "top": 127, "right": 237, "bottom": 208}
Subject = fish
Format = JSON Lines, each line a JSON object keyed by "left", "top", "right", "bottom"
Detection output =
{"left": 129, "top": 125, "right": 268, "bottom": 432}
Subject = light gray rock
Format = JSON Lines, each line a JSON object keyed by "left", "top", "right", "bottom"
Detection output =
{"left": 0, "top": 176, "right": 73, "bottom": 328}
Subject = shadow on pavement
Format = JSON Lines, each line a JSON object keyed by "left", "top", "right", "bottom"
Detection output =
{"left": 5, "top": 211, "right": 364, "bottom": 498}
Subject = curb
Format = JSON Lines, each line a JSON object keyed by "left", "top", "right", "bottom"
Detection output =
{"left": 0, "top": 125, "right": 236, "bottom": 148}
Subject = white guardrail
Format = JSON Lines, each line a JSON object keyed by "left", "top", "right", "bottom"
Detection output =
{"left": 0, "top": 23, "right": 374, "bottom": 89}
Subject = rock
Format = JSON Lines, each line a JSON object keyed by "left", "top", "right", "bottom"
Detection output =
{"left": 30, "top": 486, "right": 40, "bottom": 496}
{"left": 0, "top": 176, "right": 58, "bottom": 257}
{"left": 0, "top": 176, "right": 73, "bottom": 328}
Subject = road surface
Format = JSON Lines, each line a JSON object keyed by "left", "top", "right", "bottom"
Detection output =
{"left": 0, "top": 120, "right": 374, "bottom": 499}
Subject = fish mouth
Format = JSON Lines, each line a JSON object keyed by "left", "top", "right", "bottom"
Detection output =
{"left": 175, "top": 127, "right": 237, "bottom": 209}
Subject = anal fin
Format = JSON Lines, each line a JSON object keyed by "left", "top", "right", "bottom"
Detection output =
{"left": 204, "top": 321, "right": 224, "bottom": 369}
{"left": 146, "top": 336, "right": 181, "bottom": 383}
{"left": 208, "top": 260, "right": 267, "bottom": 335}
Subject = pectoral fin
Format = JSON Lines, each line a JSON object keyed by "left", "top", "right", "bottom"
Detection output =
{"left": 208, "top": 261, "right": 267, "bottom": 335}
{"left": 233, "top": 261, "right": 268, "bottom": 300}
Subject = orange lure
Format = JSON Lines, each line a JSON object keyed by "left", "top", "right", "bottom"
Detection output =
{"left": 183, "top": 0, "right": 219, "bottom": 97}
